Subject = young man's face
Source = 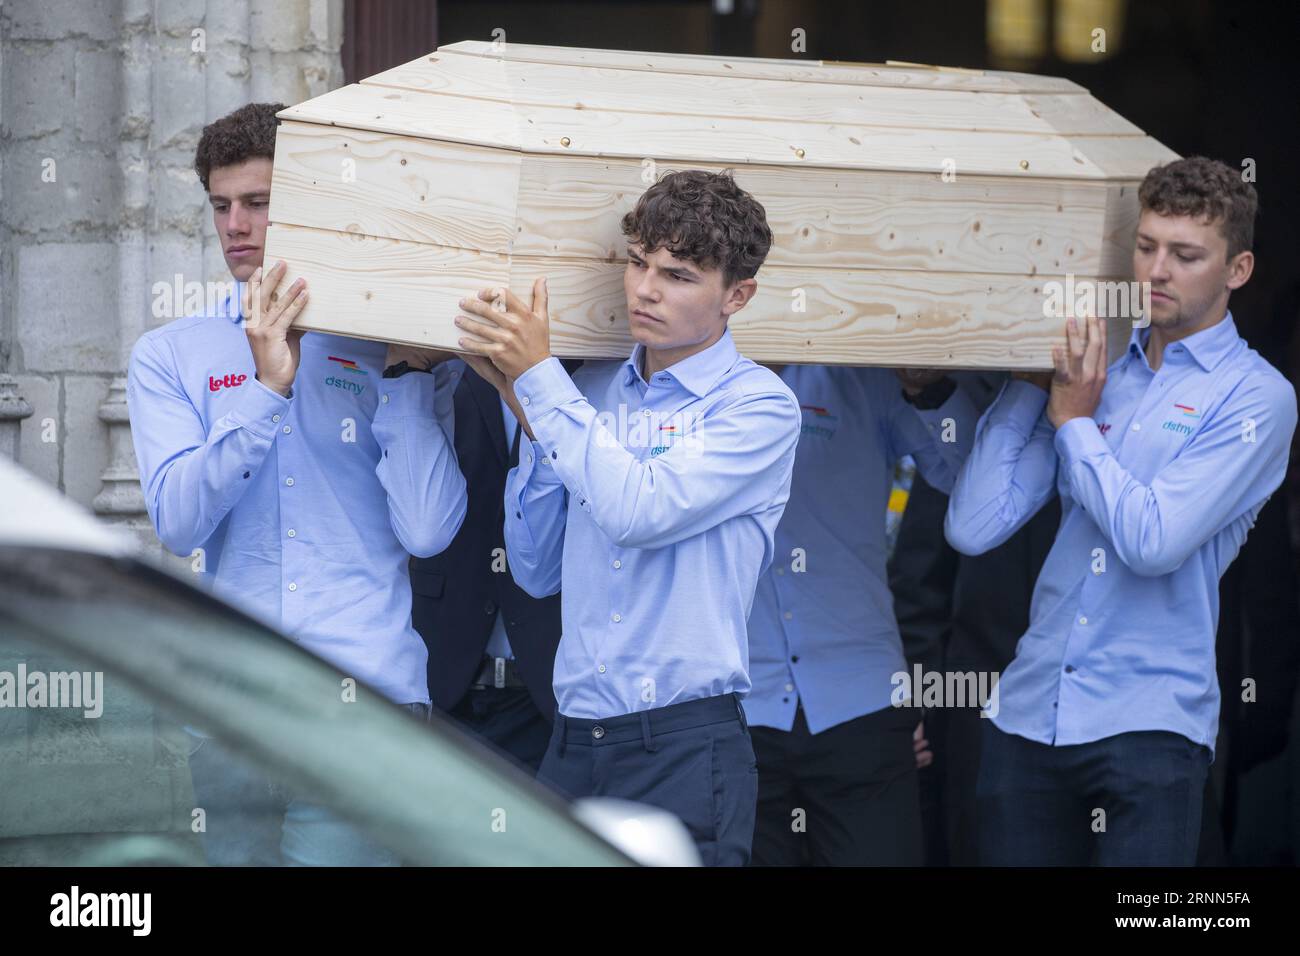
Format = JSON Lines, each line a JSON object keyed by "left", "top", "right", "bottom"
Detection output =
{"left": 1133, "top": 208, "right": 1253, "bottom": 333}
{"left": 208, "top": 157, "right": 273, "bottom": 282}
{"left": 624, "top": 243, "right": 755, "bottom": 353}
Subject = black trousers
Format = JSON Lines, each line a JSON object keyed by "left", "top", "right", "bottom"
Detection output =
{"left": 537, "top": 693, "right": 758, "bottom": 866}
{"left": 977, "top": 721, "right": 1211, "bottom": 866}
{"left": 448, "top": 686, "right": 553, "bottom": 774}
{"left": 751, "top": 704, "right": 923, "bottom": 866}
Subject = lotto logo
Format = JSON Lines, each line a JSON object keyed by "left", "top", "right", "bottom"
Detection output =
{"left": 209, "top": 373, "right": 248, "bottom": 392}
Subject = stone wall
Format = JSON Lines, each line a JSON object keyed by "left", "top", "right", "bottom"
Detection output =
{"left": 0, "top": 0, "right": 343, "bottom": 559}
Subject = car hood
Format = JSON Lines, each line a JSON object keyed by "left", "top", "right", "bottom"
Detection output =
{"left": 0, "top": 457, "right": 134, "bottom": 556}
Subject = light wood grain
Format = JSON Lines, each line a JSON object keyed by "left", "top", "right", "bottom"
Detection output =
{"left": 364, "top": 51, "right": 1141, "bottom": 137}
{"left": 437, "top": 40, "right": 1084, "bottom": 94}
{"left": 271, "top": 124, "right": 1130, "bottom": 276}
{"left": 281, "top": 82, "right": 1166, "bottom": 179}
{"left": 268, "top": 221, "right": 1137, "bottom": 370}
{"left": 267, "top": 42, "right": 1173, "bottom": 369}
{"left": 269, "top": 120, "right": 523, "bottom": 252}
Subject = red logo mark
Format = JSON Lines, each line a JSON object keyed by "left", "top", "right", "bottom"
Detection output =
{"left": 1097, "top": 422, "right": 1112, "bottom": 436}
{"left": 209, "top": 373, "right": 248, "bottom": 392}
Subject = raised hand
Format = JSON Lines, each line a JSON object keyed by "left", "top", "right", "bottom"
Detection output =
{"left": 1046, "top": 314, "right": 1107, "bottom": 428}
{"left": 242, "top": 260, "right": 307, "bottom": 397}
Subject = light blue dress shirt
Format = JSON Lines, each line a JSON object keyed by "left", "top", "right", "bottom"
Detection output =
{"left": 504, "top": 328, "right": 802, "bottom": 720}
{"left": 945, "top": 314, "right": 1297, "bottom": 755}
{"left": 485, "top": 397, "right": 520, "bottom": 661}
{"left": 126, "top": 288, "right": 467, "bottom": 704}
{"left": 745, "top": 366, "right": 978, "bottom": 734}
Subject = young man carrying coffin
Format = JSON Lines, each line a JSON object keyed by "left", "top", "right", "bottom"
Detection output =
{"left": 126, "top": 103, "right": 467, "bottom": 865}
{"left": 456, "top": 170, "right": 802, "bottom": 866}
{"left": 945, "top": 157, "right": 1298, "bottom": 866}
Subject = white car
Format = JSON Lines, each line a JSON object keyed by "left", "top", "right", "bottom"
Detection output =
{"left": 0, "top": 457, "right": 698, "bottom": 867}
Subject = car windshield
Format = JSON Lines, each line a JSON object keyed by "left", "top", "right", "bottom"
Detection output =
{"left": 0, "top": 546, "right": 630, "bottom": 866}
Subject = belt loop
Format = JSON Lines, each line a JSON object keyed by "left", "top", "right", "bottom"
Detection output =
{"left": 640, "top": 711, "right": 657, "bottom": 753}
{"left": 556, "top": 712, "right": 567, "bottom": 758}
{"left": 734, "top": 692, "right": 748, "bottom": 731}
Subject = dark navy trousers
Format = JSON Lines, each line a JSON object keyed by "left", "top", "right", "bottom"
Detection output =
{"left": 978, "top": 720, "right": 1211, "bottom": 866}
{"left": 537, "top": 693, "right": 759, "bottom": 866}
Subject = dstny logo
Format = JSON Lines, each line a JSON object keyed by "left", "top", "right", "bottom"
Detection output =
{"left": 50, "top": 886, "right": 151, "bottom": 936}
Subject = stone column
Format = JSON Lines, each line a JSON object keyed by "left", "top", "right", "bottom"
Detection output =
{"left": 0, "top": 374, "right": 34, "bottom": 462}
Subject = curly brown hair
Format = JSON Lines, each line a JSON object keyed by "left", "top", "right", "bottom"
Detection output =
{"left": 1138, "top": 156, "right": 1258, "bottom": 260}
{"left": 621, "top": 169, "right": 773, "bottom": 285}
{"left": 194, "top": 102, "right": 285, "bottom": 192}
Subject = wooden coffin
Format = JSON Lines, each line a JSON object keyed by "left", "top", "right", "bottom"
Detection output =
{"left": 266, "top": 41, "right": 1178, "bottom": 369}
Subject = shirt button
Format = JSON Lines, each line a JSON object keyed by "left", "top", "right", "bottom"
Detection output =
{"left": 783, "top": 611, "right": 793, "bottom": 621}
{"left": 282, "top": 425, "right": 291, "bottom": 434}
{"left": 527, "top": 452, "right": 533, "bottom": 463}
{"left": 382, "top": 394, "right": 390, "bottom": 404}
{"left": 521, "top": 396, "right": 530, "bottom": 406}
{"left": 612, "top": 613, "right": 622, "bottom": 623}
{"left": 642, "top": 409, "right": 651, "bottom": 417}
{"left": 1131, "top": 423, "right": 1141, "bottom": 432}
{"left": 598, "top": 664, "right": 607, "bottom": 674}
{"left": 612, "top": 559, "right": 621, "bottom": 569}
{"left": 287, "top": 529, "right": 296, "bottom": 538}
{"left": 784, "top": 682, "right": 794, "bottom": 692}
{"left": 288, "top": 582, "right": 297, "bottom": 592}
{"left": 1079, "top": 616, "right": 1088, "bottom": 625}
{"left": 1064, "top": 665, "right": 1075, "bottom": 673}
{"left": 285, "top": 477, "right": 295, "bottom": 487}
{"left": 272, "top": 414, "right": 281, "bottom": 423}
{"left": 592, "top": 726, "right": 605, "bottom": 740}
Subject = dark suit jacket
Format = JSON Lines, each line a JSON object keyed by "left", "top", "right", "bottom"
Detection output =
{"left": 410, "top": 366, "right": 564, "bottom": 719}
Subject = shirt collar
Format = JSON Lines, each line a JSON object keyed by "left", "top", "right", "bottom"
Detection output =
{"left": 621, "top": 327, "right": 740, "bottom": 398}
{"left": 1123, "top": 311, "right": 1240, "bottom": 373}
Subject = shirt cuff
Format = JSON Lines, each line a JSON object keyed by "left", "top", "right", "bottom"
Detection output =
{"left": 512, "top": 357, "right": 582, "bottom": 423}
{"left": 375, "top": 364, "right": 449, "bottom": 419}
{"left": 515, "top": 438, "right": 566, "bottom": 488}
{"left": 229, "top": 377, "right": 293, "bottom": 440}
{"left": 1054, "top": 415, "right": 1110, "bottom": 465}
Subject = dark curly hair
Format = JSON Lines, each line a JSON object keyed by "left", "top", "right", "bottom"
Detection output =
{"left": 621, "top": 169, "right": 773, "bottom": 285}
{"left": 1138, "top": 156, "right": 1258, "bottom": 260}
{"left": 194, "top": 102, "right": 285, "bottom": 192}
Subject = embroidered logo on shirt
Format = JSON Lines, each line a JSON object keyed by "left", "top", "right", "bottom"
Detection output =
{"left": 209, "top": 372, "right": 247, "bottom": 392}
{"left": 325, "top": 355, "right": 367, "bottom": 395}
{"left": 327, "top": 355, "right": 367, "bottom": 375}
{"left": 650, "top": 423, "right": 678, "bottom": 457}
{"left": 1159, "top": 403, "right": 1202, "bottom": 436}
{"left": 799, "top": 404, "right": 839, "bottom": 439}
{"left": 1097, "top": 422, "right": 1112, "bottom": 436}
